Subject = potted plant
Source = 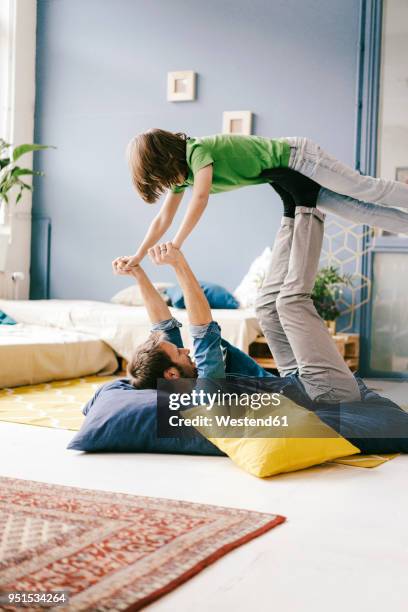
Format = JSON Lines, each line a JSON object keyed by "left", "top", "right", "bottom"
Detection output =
{"left": 312, "top": 266, "right": 352, "bottom": 335}
{"left": 0, "top": 139, "right": 52, "bottom": 269}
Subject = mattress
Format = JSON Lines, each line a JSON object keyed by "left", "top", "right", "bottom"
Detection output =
{"left": 0, "top": 300, "right": 262, "bottom": 361}
{"left": 0, "top": 323, "right": 118, "bottom": 388}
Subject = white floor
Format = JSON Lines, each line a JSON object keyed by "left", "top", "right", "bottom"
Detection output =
{"left": 1, "top": 411, "right": 408, "bottom": 612}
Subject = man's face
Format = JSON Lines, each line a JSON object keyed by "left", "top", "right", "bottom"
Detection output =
{"left": 160, "top": 341, "right": 198, "bottom": 378}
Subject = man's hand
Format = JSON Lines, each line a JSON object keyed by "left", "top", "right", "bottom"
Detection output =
{"left": 112, "top": 253, "right": 142, "bottom": 275}
{"left": 123, "top": 253, "right": 142, "bottom": 270}
{"left": 150, "top": 241, "right": 212, "bottom": 327}
{"left": 112, "top": 256, "right": 172, "bottom": 323}
{"left": 148, "top": 242, "right": 183, "bottom": 267}
{"left": 112, "top": 255, "right": 142, "bottom": 277}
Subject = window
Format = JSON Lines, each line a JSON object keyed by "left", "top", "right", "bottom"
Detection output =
{"left": 0, "top": 0, "right": 14, "bottom": 226}
{"left": 0, "top": 0, "right": 36, "bottom": 296}
{"left": 377, "top": 0, "right": 408, "bottom": 237}
{"left": 0, "top": 0, "right": 14, "bottom": 143}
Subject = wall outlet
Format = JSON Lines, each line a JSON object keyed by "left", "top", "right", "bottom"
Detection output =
{"left": 0, "top": 228, "right": 11, "bottom": 272}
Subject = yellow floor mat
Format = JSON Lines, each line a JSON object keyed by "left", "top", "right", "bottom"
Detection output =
{"left": 0, "top": 377, "right": 399, "bottom": 468}
{"left": 0, "top": 376, "right": 117, "bottom": 431}
{"left": 332, "top": 453, "right": 398, "bottom": 468}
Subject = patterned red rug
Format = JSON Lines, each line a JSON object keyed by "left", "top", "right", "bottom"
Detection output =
{"left": 0, "top": 477, "right": 285, "bottom": 610}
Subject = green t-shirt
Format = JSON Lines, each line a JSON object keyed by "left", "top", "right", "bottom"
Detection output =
{"left": 171, "top": 134, "right": 291, "bottom": 194}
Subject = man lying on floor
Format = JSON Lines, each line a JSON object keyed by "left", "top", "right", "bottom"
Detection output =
{"left": 106, "top": 203, "right": 408, "bottom": 455}
{"left": 69, "top": 180, "right": 408, "bottom": 455}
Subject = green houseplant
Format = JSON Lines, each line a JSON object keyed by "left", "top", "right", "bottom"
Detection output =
{"left": 312, "top": 266, "right": 352, "bottom": 333}
{"left": 0, "top": 139, "right": 53, "bottom": 269}
{"left": 0, "top": 139, "right": 52, "bottom": 206}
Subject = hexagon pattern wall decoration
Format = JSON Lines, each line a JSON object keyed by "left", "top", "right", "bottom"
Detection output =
{"left": 320, "top": 215, "right": 372, "bottom": 332}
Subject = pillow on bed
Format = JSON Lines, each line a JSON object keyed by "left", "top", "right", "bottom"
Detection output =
{"left": 67, "top": 378, "right": 225, "bottom": 455}
{"left": 166, "top": 282, "right": 239, "bottom": 309}
{"left": 234, "top": 247, "right": 272, "bottom": 308}
{"left": 0, "top": 310, "right": 16, "bottom": 325}
{"left": 111, "top": 282, "right": 172, "bottom": 306}
{"left": 184, "top": 397, "right": 359, "bottom": 478}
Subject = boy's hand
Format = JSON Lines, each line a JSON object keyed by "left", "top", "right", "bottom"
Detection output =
{"left": 148, "top": 242, "right": 183, "bottom": 267}
{"left": 112, "top": 254, "right": 142, "bottom": 274}
{"left": 123, "top": 253, "right": 142, "bottom": 270}
{"left": 112, "top": 256, "right": 141, "bottom": 276}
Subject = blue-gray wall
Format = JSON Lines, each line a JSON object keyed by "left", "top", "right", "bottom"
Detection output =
{"left": 32, "top": 0, "right": 362, "bottom": 300}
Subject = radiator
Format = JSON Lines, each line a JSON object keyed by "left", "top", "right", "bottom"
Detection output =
{"left": 0, "top": 271, "right": 25, "bottom": 299}
{"left": 0, "top": 216, "right": 50, "bottom": 300}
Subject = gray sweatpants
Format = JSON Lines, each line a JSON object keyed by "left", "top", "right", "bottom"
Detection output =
{"left": 255, "top": 207, "right": 361, "bottom": 403}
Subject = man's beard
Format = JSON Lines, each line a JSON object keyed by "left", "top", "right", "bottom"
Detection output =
{"left": 177, "top": 364, "right": 198, "bottom": 378}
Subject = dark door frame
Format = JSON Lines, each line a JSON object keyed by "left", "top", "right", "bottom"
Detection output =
{"left": 355, "top": 0, "right": 383, "bottom": 376}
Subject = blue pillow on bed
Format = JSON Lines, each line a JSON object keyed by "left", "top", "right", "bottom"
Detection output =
{"left": 166, "top": 282, "right": 239, "bottom": 309}
{"left": 0, "top": 310, "right": 16, "bottom": 325}
{"left": 67, "top": 378, "right": 225, "bottom": 455}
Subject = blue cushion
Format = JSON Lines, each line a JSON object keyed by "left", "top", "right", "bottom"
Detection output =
{"left": 68, "top": 374, "right": 408, "bottom": 456}
{"left": 246, "top": 375, "right": 408, "bottom": 455}
{"left": 67, "top": 378, "right": 225, "bottom": 455}
{"left": 0, "top": 310, "right": 16, "bottom": 325}
{"left": 166, "top": 282, "right": 239, "bottom": 309}
{"left": 313, "top": 378, "right": 408, "bottom": 454}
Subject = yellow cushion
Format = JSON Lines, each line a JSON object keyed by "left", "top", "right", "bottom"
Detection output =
{"left": 186, "top": 396, "right": 360, "bottom": 478}
{"left": 209, "top": 436, "right": 360, "bottom": 478}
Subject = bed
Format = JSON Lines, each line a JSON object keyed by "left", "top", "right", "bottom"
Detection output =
{"left": 0, "top": 299, "right": 262, "bottom": 362}
{"left": 0, "top": 323, "right": 118, "bottom": 388}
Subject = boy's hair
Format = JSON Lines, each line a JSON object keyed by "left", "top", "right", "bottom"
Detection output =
{"left": 127, "top": 128, "right": 189, "bottom": 203}
{"left": 127, "top": 332, "right": 180, "bottom": 389}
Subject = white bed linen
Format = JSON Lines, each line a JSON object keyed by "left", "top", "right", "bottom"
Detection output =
{"left": 0, "top": 323, "right": 118, "bottom": 388}
{"left": 0, "top": 300, "right": 262, "bottom": 361}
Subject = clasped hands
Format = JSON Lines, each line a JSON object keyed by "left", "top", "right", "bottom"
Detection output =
{"left": 112, "top": 243, "right": 181, "bottom": 276}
